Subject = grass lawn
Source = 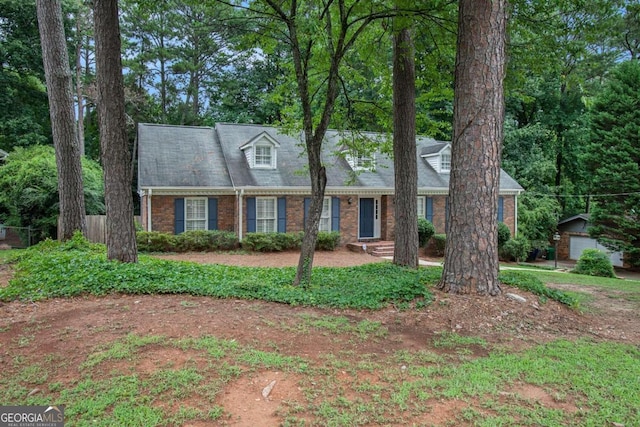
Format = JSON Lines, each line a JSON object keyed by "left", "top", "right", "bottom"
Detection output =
{"left": 1, "top": 237, "right": 638, "bottom": 426}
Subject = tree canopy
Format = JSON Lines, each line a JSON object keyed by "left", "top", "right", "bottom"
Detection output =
{"left": 585, "top": 60, "right": 640, "bottom": 268}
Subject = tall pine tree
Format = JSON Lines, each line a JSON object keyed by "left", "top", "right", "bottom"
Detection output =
{"left": 586, "top": 60, "right": 640, "bottom": 268}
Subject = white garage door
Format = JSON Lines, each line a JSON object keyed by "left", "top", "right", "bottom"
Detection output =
{"left": 569, "top": 236, "right": 623, "bottom": 267}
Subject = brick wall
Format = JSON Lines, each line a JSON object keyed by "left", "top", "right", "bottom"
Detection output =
{"left": 147, "top": 195, "right": 236, "bottom": 234}
{"left": 502, "top": 195, "right": 516, "bottom": 236}
{"left": 143, "top": 193, "right": 519, "bottom": 245}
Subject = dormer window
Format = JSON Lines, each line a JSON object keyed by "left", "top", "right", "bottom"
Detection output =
{"left": 346, "top": 151, "right": 376, "bottom": 171}
{"left": 240, "top": 131, "right": 280, "bottom": 169}
{"left": 254, "top": 144, "right": 273, "bottom": 167}
{"left": 440, "top": 153, "right": 451, "bottom": 172}
{"left": 420, "top": 142, "right": 452, "bottom": 174}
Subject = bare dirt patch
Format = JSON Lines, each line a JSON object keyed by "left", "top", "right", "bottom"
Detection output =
{"left": 1, "top": 250, "right": 639, "bottom": 426}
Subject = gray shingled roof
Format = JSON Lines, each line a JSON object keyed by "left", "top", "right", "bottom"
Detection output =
{"left": 138, "top": 123, "right": 523, "bottom": 193}
{"left": 138, "top": 123, "right": 233, "bottom": 188}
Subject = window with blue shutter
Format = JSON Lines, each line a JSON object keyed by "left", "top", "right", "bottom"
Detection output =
{"left": 277, "top": 197, "right": 286, "bottom": 232}
{"left": 426, "top": 197, "right": 433, "bottom": 222}
{"left": 208, "top": 198, "right": 218, "bottom": 230}
{"left": 497, "top": 196, "right": 504, "bottom": 222}
{"left": 174, "top": 198, "right": 185, "bottom": 234}
{"left": 246, "top": 197, "right": 256, "bottom": 232}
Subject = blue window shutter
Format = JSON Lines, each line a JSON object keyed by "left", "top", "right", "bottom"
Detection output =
{"left": 331, "top": 197, "right": 340, "bottom": 231}
{"left": 277, "top": 197, "right": 287, "bottom": 232}
{"left": 303, "top": 197, "right": 311, "bottom": 227}
{"left": 174, "top": 198, "right": 185, "bottom": 234}
{"left": 426, "top": 197, "right": 433, "bottom": 222}
{"left": 208, "top": 198, "right": 218, "bottom": 230}
{"left": 497, "top": 196, "right": 504, "bottom": 222}
{"left": 246, "top": 197, "right": 256, "bottom": 233}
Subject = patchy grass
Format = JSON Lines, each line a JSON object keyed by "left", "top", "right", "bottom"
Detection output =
{"left": 1, "top": 333, "right": 637, "bottom": 426}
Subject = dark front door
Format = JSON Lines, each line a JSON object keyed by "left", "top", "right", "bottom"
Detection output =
{"left": 359, "top": 198, "right": 375, "bottom": 238}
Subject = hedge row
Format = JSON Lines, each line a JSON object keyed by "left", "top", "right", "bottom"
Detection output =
{"left": 136, "top": 230, "right": 341, "bottom": 253}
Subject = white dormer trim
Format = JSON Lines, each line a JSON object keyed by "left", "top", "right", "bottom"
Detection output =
{"left": 421, "top": 143, "right": 451, "bottom": 174}
{"left": 240, "top": 131, "right": 280, "bottom": 169}
{"left": 344, "top": 150, "right": 376, "bottom": 171}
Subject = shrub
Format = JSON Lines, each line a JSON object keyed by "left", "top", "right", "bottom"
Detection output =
{"left": 136, "top": 230, "right": 238, "bottom": 252}
{"left": 573, "top": 248, "right": 616, "bottom": 278}
{"left": 500, "top": 235, "right": 531, "bottom": 262}
{"left": 241, "top": 232, "right": 341, "bottom": 252}
{"left": 0, "top": 145, "right": 104, "bottom": 241}
{"left": 175, "top": 230, "right": 239, "bottom": 252}
{"left": 137, "top": 231, "right": 176, "bottom": 252}
{"left": 316, "top": 231, "right": 340, "bottom": 251}
{"left": 417, "top": 218, "right": 436, "bottom": 247}
{"left": 242, "top": 232, "right": 302, "bottom": 252}
{"left": 497, "top": 222, "right": 511, "bottom": 249}
{"left": 432, "top": 234, "right": 446, "bottom": 256}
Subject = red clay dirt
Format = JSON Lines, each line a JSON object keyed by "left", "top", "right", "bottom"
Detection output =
{"left": 1, "top": 249, "right": 638, "bottom": 426}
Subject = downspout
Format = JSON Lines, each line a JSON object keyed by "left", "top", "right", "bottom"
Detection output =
{"left": 514, "top": 192, "right": 519, "bottom": 237}
{"left": 147, "top": 188, "right": 152, "bottom": 232}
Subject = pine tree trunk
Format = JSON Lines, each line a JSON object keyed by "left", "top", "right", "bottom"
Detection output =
{"left": 93, "top": 0, "right": 138, "bottom": 263}
{"left": 36, "top": 0, "right": 87, "bottom": 241}
{"left": 392, "top": 26, "right": 419, "bottom": 268}
{"left": 438, "top": 0, "right": 507, "bottom": 295}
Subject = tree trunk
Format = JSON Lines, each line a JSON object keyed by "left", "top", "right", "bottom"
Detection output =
{"left": 438, "top": 0, "right": 507, "bottom": 295}
{"left": 392, "top": 26, "right": 419, "bottom": 268}
{"left": 93, "top": 0, "right": 138, "bottom": 263}
{"left": 75, "top": 16, "right": 85, "bottom": 157}
{"left": 36, "top": 0, "right": 87, "bottom": 241}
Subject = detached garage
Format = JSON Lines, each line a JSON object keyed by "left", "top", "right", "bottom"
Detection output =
{"left": 558, "top": 214, "right": 624, "bottom": 267}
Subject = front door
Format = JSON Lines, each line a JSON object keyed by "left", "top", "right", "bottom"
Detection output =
{"left": 359, "top": 197, "right": 380, "bottom": 239}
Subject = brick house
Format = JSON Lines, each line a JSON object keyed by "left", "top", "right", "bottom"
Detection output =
{"left": 137, "top": 123, "right": 523, "bottom": 245}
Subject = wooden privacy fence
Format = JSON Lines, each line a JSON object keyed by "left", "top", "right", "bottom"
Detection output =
{"left": 60, "top": 215, "right": 140, "bottom": 244}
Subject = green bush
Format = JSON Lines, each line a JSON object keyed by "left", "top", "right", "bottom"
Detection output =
{"left": 175, "top": 230, "right": 239, "bottom": 252}
{"left": 137, "top": 231, "right": 176, "bottom": 252}
{"left": 498, "top": 222, "right": 511, "bottom": 249}
{"left": 316, "top": 231, "right": 341, "bottom": 250}
{"left": 431, "top": 234, "right": 446, "bottom": 256}
{"left": 241, "top": 232, "right": 303, "bottom": 252}
{"left": 500, "top": 236, "right": 531, "bottom": 262}
{"left": 573, "top": 248, "right": 616, "bottom": 278}
{"left": 0, "top": 145, "right": 104, "bottom": 241}
{"left": 417, "top": 218, "right": 436, "bottom": 247}
{"left": 241, "top": 232, "right": 341, "bottom": 252}
{"left": 136, "top": 230, "right": 238, "bottom": 253}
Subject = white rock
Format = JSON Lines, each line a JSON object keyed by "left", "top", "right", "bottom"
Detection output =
{"left": 262, "top": 380, "right": 277, "bottom": 399}
{"left": 505, "top": 293, "right": 527, "bottom": 303}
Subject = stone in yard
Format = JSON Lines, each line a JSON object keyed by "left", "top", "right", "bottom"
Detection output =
{"left": 505, "top": 293, "right": 527, "bottom": 303}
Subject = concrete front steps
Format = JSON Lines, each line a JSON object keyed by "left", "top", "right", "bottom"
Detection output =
{"left": 346, "top": 240, "right": 395, "bottom": 257}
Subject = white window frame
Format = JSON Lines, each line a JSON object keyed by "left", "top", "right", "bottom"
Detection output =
{"left": 346, "top": 151, "right": 376, "bottom": 171}
{"left": 185, "top": 197, "right": 207, "bottom": 231}
{"left": 256, "top": 197, "right": 277, "bottom": 233}
{"left": 440, "top": 152, "right": 451, "bottom": 173}
{"left": 254, "top": 144, "right": 273, "bottom": 168}
{"left": 417, "top": 196, "right": 426, "bottom": 218}
{"left": 319, "top": 197, "right": 332, "bottom": 232}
